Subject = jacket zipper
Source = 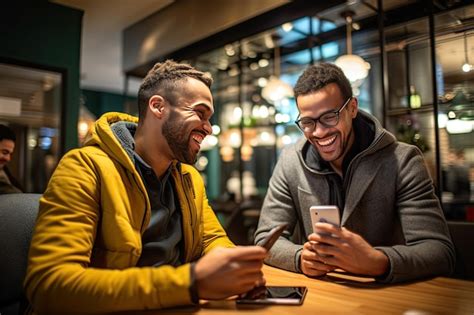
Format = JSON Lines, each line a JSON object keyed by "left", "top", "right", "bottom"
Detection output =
{"left": 130, "top": 171, "right": 149, "bottom": 233}
{"left": 176, "top": 167, "right": 195, "bottom": 259}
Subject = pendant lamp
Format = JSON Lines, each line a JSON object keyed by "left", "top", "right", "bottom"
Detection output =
{"left": 335, "top": 11, "right": 370, "bottom": 84}
{"left": 462, "top": 31, "right": 472, "bottom": 73}
{"left": 262, "top": 44, "right": 293, "bottom": 103}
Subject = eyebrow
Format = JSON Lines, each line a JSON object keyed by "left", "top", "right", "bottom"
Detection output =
{"left": 300, "top": 107, "right": 338, "bottom": 120}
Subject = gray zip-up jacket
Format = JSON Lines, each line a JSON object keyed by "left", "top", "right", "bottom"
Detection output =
{"left": 254, "top": 110, "right": 455, "bottom": 283}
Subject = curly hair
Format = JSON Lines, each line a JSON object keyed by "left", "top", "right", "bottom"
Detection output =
{"left": 0, "top": 124, "right": 16, "bottom": 142}
{"left": 294, "top": 63, "right": 352, "bottom": 101}
{"left": 137, "top": 60, "right": 213, "bottom": 119}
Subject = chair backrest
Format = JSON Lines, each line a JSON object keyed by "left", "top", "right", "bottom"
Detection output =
{"left": 225, "top": 199, "right": 263, "bottom": 245}
{"left": 0, "top": 193, "right": 41, "bottom": 314}
{"left": 447, "top": 221, "right": 474, "bottom": 281}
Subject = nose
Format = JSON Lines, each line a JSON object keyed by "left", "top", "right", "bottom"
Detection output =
{"left": 1, "top": 153, "right": 11, "bottom": 161}
{"left": 202, "top": 119, "right": 212, "bottom": 135}
{"left": 310, "top": 121, "right": 328, "bottom": 138}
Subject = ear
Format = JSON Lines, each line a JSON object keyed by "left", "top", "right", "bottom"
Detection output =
{"left": 350, "top": 97, "right": 359, "bottom": 118}
{"left": 148, "top": 95, "right": 166, "bottom": 119}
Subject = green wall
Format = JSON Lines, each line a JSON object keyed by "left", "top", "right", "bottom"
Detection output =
{"left": 0, "top": 0, "right": 83, "bottom": 151}
{"left": 82, "top": 89, "right": 136, "bottom": 118}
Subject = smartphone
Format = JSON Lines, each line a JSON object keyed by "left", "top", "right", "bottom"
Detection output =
{"left": 236, "top": 286, "right": 307, "bottom": 305}
{"left": 309, "top": 205, "right": 340, "bottom": 234}
{"left": 259, "top": 223, "right": 288, "bottom": 251}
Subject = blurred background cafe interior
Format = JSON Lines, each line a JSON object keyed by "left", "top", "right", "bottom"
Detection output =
{"left": 1, "top": 0, "right": 473, "bottom": 245}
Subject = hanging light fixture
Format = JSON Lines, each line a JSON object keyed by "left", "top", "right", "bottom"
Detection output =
{"left": 262, "top": 41, "right": 293, "bottom": 103}
{"left": 462, "top": 31, "right": 472, "bottom": 73}
{"left": 335, "top": 11, "right": 370, "bottom": 85}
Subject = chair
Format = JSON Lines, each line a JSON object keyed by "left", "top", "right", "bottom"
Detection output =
{"left": 0, "top": 193, "right": 41, "bottom": 315}
{"left": 447, "top": 221, "right": 474, "bottom": 281}
{"left": 225, "top": 198, "right": 262, "bottom": 245}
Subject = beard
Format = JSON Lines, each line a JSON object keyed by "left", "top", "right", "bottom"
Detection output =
{"left": 162, "top": 110, "right": 197, "bottom": 165}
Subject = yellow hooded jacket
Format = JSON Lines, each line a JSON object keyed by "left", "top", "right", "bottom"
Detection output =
{"left": 24, "top": 112, "right": 234, "bottom": 313}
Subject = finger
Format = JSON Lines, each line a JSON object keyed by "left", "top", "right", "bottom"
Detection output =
{"left": 304, "top": 241, "right": 318, "bottom": 250}
{"left": 303, "top": 268, "right": 327, "bottom": 277}
{"left": 233, "top": 260, "right": 265, "bottom": 274}
{"left": 230, "top": 246, "right": 268, "bottom": 260}
{"left": 311, "top": 233, "right": 344, "bottom": 248}
{"left": 238, "top": 274, "right": 266, "bottom": 291}
{"left": 314, "top": 222, "right": 334, "bottom": 231}
{"left": 307, "top": 233, "right": 318, "bottom": 241}
{"left": 301, "top": 249, "right": 318, "bottom": 261}
{"left": 314, "top": 223, "right": 349, "bottom": 239}
{"left": 303, "top": 259, "right": 334, "bottom": 273}
{"left": 313, "top": 243, "right": 340, "bottom": 256}
{"left": 239, "top": 270, "right": 264, "bottom": 282}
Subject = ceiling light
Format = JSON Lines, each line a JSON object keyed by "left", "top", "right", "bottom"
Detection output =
{"left": 335, "top": 11, "right": 370, "bottom": 85}
{"left": 462, "top": 32, "right": 471, "bottom": 73}
{"left": 257, "top": 77, "right": 268, "bottom": 87}
{"left": 261, "top": 45, "right": 294, "bottom": 103}
{"left": 212, "top": 125, "right": 221, "bottom": 135}
{"left": 258, "top": 59, "right": 269, "bottom": 67}
{"left": 282, "top": 22, "right": 293, "bottom": 32}
{"left": 249, "top": 62, "right": 259, "bottom": 71}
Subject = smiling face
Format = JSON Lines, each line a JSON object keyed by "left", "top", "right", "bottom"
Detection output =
{"left": 162, "top": 77, "right": 213, "bottom": 164}
{"left": 297, "top": 83, "right": 358, "bottom": 172}
{"left": 0, "top": 139, "right": 15, "bottom": 170}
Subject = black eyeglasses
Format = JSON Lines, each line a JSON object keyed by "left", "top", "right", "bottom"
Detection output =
{"left": 295, "top": 97, "right": 352, "bottom": 133}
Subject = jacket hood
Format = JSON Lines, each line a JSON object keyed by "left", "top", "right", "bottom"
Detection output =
{"left": 296, "top": 109, "right": 397, "bottom": 173}
{"left": 83, "top": 112, "right": 138, "bottom": 172}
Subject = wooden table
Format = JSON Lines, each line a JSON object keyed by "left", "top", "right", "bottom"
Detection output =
{"left": 144, "top": 264, "right": 474, "bottom": 315}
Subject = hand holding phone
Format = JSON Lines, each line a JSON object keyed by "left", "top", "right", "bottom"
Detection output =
{"left": 259, "top": 223, "right": 288, "bottom": 251}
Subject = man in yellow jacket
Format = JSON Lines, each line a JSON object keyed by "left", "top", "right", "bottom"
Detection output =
{"left": 24, "top": 60, "right": 267, "bottom": 314}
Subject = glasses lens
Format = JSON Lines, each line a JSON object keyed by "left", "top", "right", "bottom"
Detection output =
{"left": 319, "top": 112, "right": 339, "bottom": 127}
{"left": 298, "top": 119, "right": 315, "bottom": 132}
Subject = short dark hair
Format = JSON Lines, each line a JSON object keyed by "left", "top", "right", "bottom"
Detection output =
{"left": 0, "top": 124, "right": 16, "bottom": 142}
{"left": 294, "top": 63, "right": 352, "bottom": 101}
{"left": 137, "top": 60, "right": 213, "bottom": 119}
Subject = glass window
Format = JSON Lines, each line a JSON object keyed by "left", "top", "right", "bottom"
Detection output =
{"left": 0, "top": 62, "right": 63, "bottom": 193}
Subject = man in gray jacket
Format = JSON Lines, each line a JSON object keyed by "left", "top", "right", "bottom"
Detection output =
{"left": 254, "top": 63, "right": 455, "bottom": 283}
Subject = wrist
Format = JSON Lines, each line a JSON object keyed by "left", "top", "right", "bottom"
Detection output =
{"left": 372, "top": 250, "right": 389, "bottom": 276}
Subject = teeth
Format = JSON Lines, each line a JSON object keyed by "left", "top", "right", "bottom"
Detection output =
{"left": 192, "top": 134, "right": 204, "bottom": 144}
{"left": 317, "top": 135, "right": 336, "bottom": 146}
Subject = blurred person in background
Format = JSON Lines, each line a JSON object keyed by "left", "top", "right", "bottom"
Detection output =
{"left": 0, "top": 124, "right": 23, "bottom": 194}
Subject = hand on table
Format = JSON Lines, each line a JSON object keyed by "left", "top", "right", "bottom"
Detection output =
{"left": 300, "top": 240, "right": 336, "bottom": 277}
{"left": 195, "top": 246, "right": 267, "bottom": 300}
{"left": 308, "top": 222, "right": 389, "bottom": 276}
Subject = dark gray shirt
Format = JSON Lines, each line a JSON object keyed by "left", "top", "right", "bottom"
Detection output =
{"left": 111, "top": 121, "right": 183, "bottom": 267}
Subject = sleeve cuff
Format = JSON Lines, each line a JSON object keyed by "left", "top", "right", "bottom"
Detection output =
{"left": 294, "top": 247, "right": 303, "bottom": 273}
{"left": 374, "top": 247, "right": 394, "bottom": 283}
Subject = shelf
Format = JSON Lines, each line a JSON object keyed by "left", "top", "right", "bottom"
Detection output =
{"left": 386, "top": 105, "right": 434, "bottom": 116}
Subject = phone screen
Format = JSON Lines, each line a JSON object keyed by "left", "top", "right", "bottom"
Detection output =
{"left": 236, "top": 286, "right": 307, "bottom": 305}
